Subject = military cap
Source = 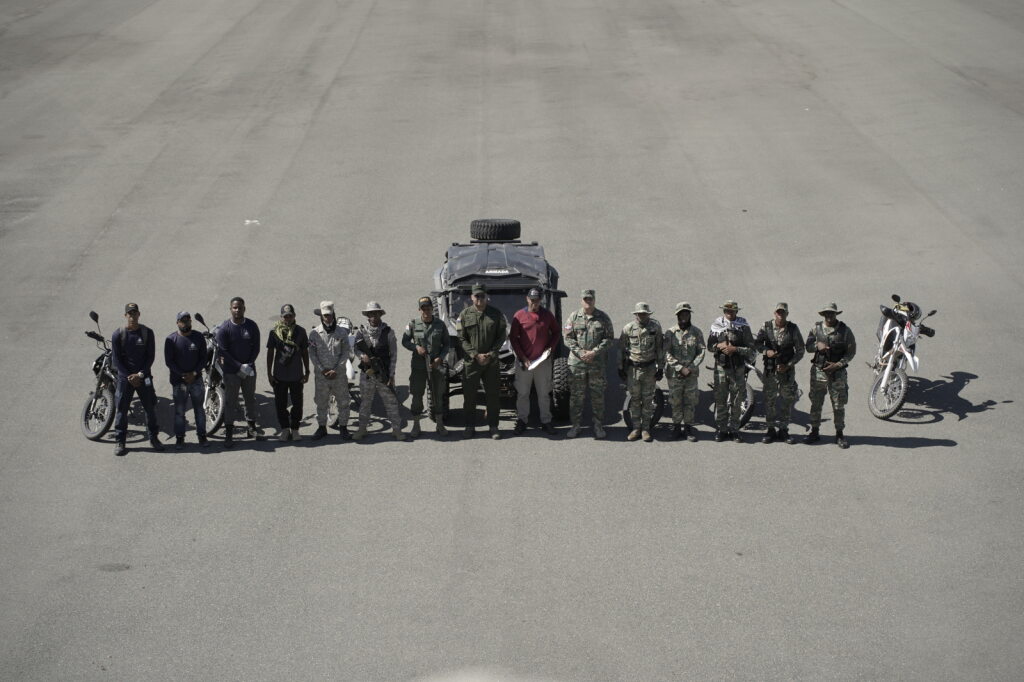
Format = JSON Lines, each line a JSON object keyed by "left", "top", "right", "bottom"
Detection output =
{"left": 362, "top": 301, "right": 386, "bottom": 316}
{"left": 633, "top": 302, "right": 653, "bottom": 314}
{"left": 674, "top": 301, "right": 693, "bottom": 314}
{"left": 319, "top": 300, "right": 335, "bottom": 316}
{"left": 818, "top": 302, "right": 842, "bottom": 315}
{"left": 721, "top": 300, "right": 740, "bottom": 312}
{"left": 581, "top": 288, "right": 596, "bottom": 299}
{"left": 417, "top": 296, "right": 433, "bottom": 309}
{"left": 471, "top": 283, "right": 487, "bottom": 295}
{"left": 280, "top": 304, "right": 295, "bottom": 316}
{"left": 774, "top": 302, "right": 789, "bottom": 313}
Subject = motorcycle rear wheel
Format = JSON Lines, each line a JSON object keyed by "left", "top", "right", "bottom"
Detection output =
{"left": 204, "top": 384, "right": 226, "bottom": 434}
{"left": 869, "top": 367, "right": 908, "bottom": 419}
{"left": 81, "top": 387, "right": 115, "bottom": 441}
{"left": 621, "top": 387, "right": 666, "bottom": 432}
{"left": 739, "top": 382, "right": 756, "bottom": 428}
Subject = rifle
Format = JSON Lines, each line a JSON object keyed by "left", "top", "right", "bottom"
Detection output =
{"left": 354, "top": 331, "right": 394, "bottom": 392}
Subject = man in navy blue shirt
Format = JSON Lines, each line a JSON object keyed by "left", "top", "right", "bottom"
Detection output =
{"left": 215, "top": 296, "right": 261, "bottom": 448}
{"left": 165, "top": 311, "right": 209, "bottom": 450}
{"left": 110, "top": 302, "right": 163, "bottom": 456}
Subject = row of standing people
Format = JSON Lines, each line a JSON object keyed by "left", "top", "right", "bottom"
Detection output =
{"left": 106, "top": 290, "right": 855, "bottom": 455}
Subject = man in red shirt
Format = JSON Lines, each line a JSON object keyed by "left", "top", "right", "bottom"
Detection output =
{"left": 510, "top": 287, "right": 561, "bottom": 435}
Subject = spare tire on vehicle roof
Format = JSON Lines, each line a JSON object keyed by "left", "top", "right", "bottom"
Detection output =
{"left": 471, "top": 219, "right": 521, "bottom": 241}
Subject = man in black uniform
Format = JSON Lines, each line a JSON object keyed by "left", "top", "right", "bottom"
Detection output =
{"left": 111, "top": 302, "right": 163, "bottom": 456}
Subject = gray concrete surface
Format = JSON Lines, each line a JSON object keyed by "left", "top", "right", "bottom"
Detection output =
{"left": 2, "top": 0, "right": 1023, "bottom": 679}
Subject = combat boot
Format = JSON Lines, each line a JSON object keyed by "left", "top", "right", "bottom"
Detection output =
{"left": 114, "top": 442, "right": 128, "bottom": 457}
{"left": 836, "top": 431, "right": 849, "bottom": 449}
{"left": 670, "top": 424, "right": 682, "bottom": 440}
{"left": 565, "top": 424, "right": 580, "bottom": 439}
{"left": 714, "top": 430, "right": 726, "bottom": 442}
{"left": 642, "top": 430, "right": 653, "bottom": 442}
{"left": 732, "top": 430, "right": 743, "bottom": 443}
{"left": 311, "top": 425, "right": 327, "bottom": 441}
{"left": 352, "top": 426, "right": 367, "bottom": 441}
{"left": 223, "top": 425, "right": 234, "bottom": 449}
{"left": 291, "top": 428, "right": 301, "bottom": 442}
{"left": 150, "top": 436, "right": 165, "bottom": 452}
{"left": 627, "top": 429, "right": 642, "bottom": 441}
{"left": 246, "top": 420, "right": 260, "bottom": 438}
{"left": 804, "top": 427, "right": 820, "bottom": 444}
{"left": 489, "top": 426, "right": 501, "bottom": 440}
{"left": 780, "top": 428, "right": 793, "bottom": 444}
{"left": 410, "top": 418, "right": 422, "bottom": 439}
{"left": 175, "top": 436, "right": 185, "bottom": 451}
{"left": 593, "top": 423, "right": 606, "bottom": 440}
{"left": 762, "top": 427, "right": 777, "bottom": 444}
{"left": 684, "top": 425, "right": 698, "bottom": 442}
{"left": 541, "top": 423, "right": 556, "bottom": 436}
{"left": 339, "top": 427, "right": 351, "bottom": 441}
{"left": 393, "top": 427, "right": 407, "bottom": 442}
{"left": 513, "top": 419, "right": 527, "bottom": 435}
{"left": 464, "top": 426, "right": 476, "bottom": 439}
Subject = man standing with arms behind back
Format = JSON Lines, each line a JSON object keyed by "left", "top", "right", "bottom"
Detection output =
{"left": 111, "top": 302, "right": 163, "bottom": 456}
{"left": 509, "top": 287, "right": 560, "bottom": 437}
{"left": 458, "top": 283, "right": 507, "bottom": 440}
{"left": 164, "top": 311, "right": 208, "bottom": 450}
{"left": 563, "top": 288, "right": 614, "bottom": 440}
{"left": 216, "top": 296, "right": 261, "bottom": 449}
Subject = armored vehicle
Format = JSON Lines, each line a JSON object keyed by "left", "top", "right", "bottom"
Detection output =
{"left": 430, "top": 219, "right": 570, "bottom": 421}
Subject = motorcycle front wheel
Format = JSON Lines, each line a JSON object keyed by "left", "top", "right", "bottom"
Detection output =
{"left": 81, "top": 387, "right": 115, "bottom": 440}
{"left": 869, "top": 367, "right": 908, "bottom": 419}
{"left": 738, "top": 382, "right": 756, "bottom": 428}
{"left": 204, "top": 384, "right": 226, "bottom": 434}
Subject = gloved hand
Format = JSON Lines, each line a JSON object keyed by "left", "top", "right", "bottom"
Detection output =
{"left": 655, "top": 368, "right": 663, "bottom": 382}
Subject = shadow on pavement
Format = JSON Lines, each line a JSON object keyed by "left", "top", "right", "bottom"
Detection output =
{"left": 899, "top": 371, "right": 1008, "bottom": 422}
{"left": 846, "top": 434, "right": 957, "bottom": 448}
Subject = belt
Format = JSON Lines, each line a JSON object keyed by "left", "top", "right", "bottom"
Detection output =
{"left": 632, "top": 359, "right": 657, "bottom": 368}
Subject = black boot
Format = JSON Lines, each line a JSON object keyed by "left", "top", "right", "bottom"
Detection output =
{"left": 513, "top": 420, "right": 527, "bottom": 435}
{"left": 670, "top": 424, "right": 682, "bottom": 440}
{"left": 150, "top": 436, "right": 165, "bottom": 452}
{"left": 804, "top": 427, "right": 820, "bottom": 444}
{"left": 311, "top": 425, "right": 327, "bottom": 441}
{"left": 836, "top": 431, "right": 849, "bottom": 449}
{"left": 714, "top": 430, "right": 727, "bottom": 442}
{"left": 114, "top": 442, "right": 128, "bottom": 457}
{"left": 246, "top": 421, "right": 260, "bottom": 438}
{"left": 762, "top": 427, "right": 777, "bottom": 444}
{"left": 339, "top": 427, "right": 351, "bottom": 441}
{"left": 223, "top": 425, "right": 234, "bottom": 449}
{"left": 780, "top": 428, "right": 794, "bottom": 445}
{"left": 175, "top": 436, "right": 185, "bottom": 451}
{"left": 684, "top": 425, "right": 698, "bottom": 442}
{"left": 732, "top": 430, "right": 743, "bottom": 443}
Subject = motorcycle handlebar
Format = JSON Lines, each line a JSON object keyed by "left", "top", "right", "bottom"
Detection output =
{"left": 85, "top": 330, "right": 104, "bottom": 342}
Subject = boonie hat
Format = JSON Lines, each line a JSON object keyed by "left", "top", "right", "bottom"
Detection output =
{"left": 775, "top": 302, "right": 789, "bottom": 313}
{"left": 581, "top": 288, "right": 596, "bottom": 299}
{"left": 280, "top": 304, "right": 295, "bottom": 316}
{"left": 472, "top": 283, "right": 487, "bottom": 295}
{"left": 527, "top": 287, "right": 542, "bottom": 299}
{"left": 674, "top": 302, "right": 693, "bottom": 314}
{"left": 124, "top": 302, "right": 140, "bottom": 314}
{"left": 418, "top": 296, "right": 433, "bottom": 309}
{"left": 319, "top": 300, "right": 336, "bottom": 316}
{"left": 176, "top": 311, "right": 191, "bottom": 321}
{"left": 818, "top": 302, "right": 843, "bottom": 316}
{"left": 362, "top": 301, "right": 385, "bottom": 316}
{"left": 721, "top": 300, "right": 740, "bottom": 312}
{"left": 633, "top": 302, "right": 652, "bottom": 315}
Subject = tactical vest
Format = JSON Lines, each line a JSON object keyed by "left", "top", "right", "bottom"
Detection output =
{"left": 762, "top": 321, "right": 797, "bottom": 370}
{"left": 363, "top": 323, "right": 392, "bottom": 374}
{"left": 813, "top": 321, "right": 849, "bottom": 365}
{"left": 713, "top": 324, "right": 748, "bottom": 369}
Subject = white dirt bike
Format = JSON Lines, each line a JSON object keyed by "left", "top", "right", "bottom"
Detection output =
{"left": 868, "top": 294, "right": 937, "bottom": 419}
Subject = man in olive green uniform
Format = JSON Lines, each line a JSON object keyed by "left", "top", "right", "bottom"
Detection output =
{"left": 402, "top": 296, "right": 451, "bottom": 438}
{"left": 707, "top": 300, "right": 756, "bottom": 442}
{"left": 458, "top": 283, "right": 507, "bottom": 439}
{"left": 665, "top": 302, "right": 705, "bottom": 442}
{"left": 563, "top": 288, "right": 614, "bottom": 439}
{"left": 805, "top": 302, "right": 856, "bottom": 449}
{"left": 754, "top": 302, "right": 805, "bottom": 444}
{"left": 618, "top": 302, "right": 665, "bottom": 443}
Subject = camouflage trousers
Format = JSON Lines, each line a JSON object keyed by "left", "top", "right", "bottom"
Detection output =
{"left": 627, "top": 364, "right": 657, "bottom": 429}
{"left": 667, "top": 371, "right": 699, "bottom": 425}
{"left": 358, "top": 374, "right": 403, "bottom": 429}
{"left": 314, "top": 375, "right": 349, "bottom": 427}
{"left": 809, "top": 366, "right": 848, "bottom": 431}
{"left": 762, "top": 369, "right": 798, "bottom": 429}
{"left": 713, "top": 364, "right": 747, "bottom": 430}
{"left": 569, "top": 362, "right": 606, "bottom": 426}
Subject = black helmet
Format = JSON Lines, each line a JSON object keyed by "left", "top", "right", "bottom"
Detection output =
{"left": 896, "top": 301, "right": 922, "bottom": 322}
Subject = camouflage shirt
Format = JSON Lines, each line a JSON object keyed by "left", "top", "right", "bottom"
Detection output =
{"left": 563, "top": 307, "right": 614, "bottom": 368}
{"left": 665, "top": 324, "right": 706, "bottom": 378}
{"left": 619, "top": 318, "right": 665, "bottom": 367}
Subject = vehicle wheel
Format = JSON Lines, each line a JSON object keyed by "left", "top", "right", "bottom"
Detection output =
{"left": 81, "top": 387, "right": 115, "bottom": 441}
{"left": 621, "top": 387, "right": 665, "bottom": 431}
{"left": 869, "top": 367, "right": 908, "bottom": 419}
{"left": 204, "top": 384, "right": 226, "bottom": 434}
{"left": 470, "top": 219, "right": 521, "bottom": 241}
{"left": 550, "top": 356, "right": 571, "bottom": 421}
{"left": 739, "top": 382, "right": 756, "bottom": 428}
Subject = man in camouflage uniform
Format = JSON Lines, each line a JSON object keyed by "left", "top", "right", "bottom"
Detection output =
{"left": 664, "top": 302, "right": 705, "bottom": 442}
{"left": 402, "top": 296, "right": 450, "bottom": 438}
{"left": 707, "top": 300, "right": 756, "bottom": 442}
{"left": 618, "top": 302, "right": 665, "bottom": 443}
{"left": 563, "top": 288, "right": 614, "bottom": 440}
{"left": 458, "top": 283, "right": 508, "bottom": 440}
{"left": 754, "top": 302, "right": 804, "bottom": 444}
{"left": 352, "top": 302, "right": 406, "bottom": 441}
{"left": 805, "top": 302, "right": 856, "bottom": 449}
{"left": 309, "top": 301, "right": 353, "bottom": 441}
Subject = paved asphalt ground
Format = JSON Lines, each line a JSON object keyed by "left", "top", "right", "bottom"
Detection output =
{"left": 2, "top": 0, "right": 1023, "bottom": 679}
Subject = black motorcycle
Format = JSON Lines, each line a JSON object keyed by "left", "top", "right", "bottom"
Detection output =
{"left": 81, "top": 311, "right": 117, "bottom": 440}
{"left": 193, "top": 313, "right": 227, "bottom": 435}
